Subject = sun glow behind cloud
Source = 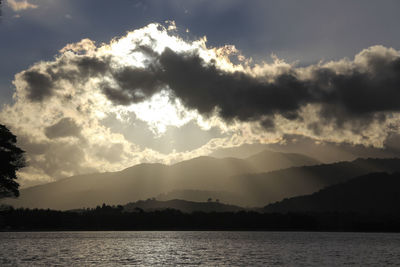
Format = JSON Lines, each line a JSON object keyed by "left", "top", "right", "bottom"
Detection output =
{"left": 113, "top": 90, "right": 200, "bottom": 135}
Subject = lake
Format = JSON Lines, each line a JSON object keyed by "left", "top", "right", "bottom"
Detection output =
{"left": 1, "top": 231, "right": 400, "bottom": 266}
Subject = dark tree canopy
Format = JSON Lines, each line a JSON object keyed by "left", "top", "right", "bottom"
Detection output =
{"left": 0, "top": 124, "right": 26, "bottom": 198}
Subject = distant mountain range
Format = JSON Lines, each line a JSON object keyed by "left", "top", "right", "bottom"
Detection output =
{"left": 156, "top": 158, "right": 400, "bottom": 207}
{"left": 245, "top": 150, "right": 319, "bottom": 172}
{"left": 231, "top": 158, "right": 400, "bottom": 206}
{"left": 123, "top": 199, "right": 244, "bottom": 213}
{"left": 156, "top": 190, "right": 247, "bottom": 206}
{"left": 3, "top": 150, "right": 400, "bottom": 210}
{"left": 264, "top": 172, "right": 400, "bottom": 214}
{"left": 2, "top": 150, "right": 319, "bottom": 210}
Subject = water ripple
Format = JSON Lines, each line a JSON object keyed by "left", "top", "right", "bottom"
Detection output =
{"left": 1, "top": 231, "right": 400, "bottom": 266}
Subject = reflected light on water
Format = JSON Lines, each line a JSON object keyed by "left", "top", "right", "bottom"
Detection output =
{"left": 1, "top": 231, "right": 400, "bottom": 266}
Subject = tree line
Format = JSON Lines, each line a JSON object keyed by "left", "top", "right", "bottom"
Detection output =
{"left": 2, "top": 205, "right": 400, "bottom": 232}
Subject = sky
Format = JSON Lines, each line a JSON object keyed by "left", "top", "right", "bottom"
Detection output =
{"left": 1, "top": 0, "right": 400, "bottom": 187}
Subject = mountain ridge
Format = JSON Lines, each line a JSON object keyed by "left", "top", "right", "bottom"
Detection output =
{"left": 4, "top": 152, "right": 400, "bottom": 210}
{"left": 123, "top": 198, "right": 244, "bottom": 213}
{"left": 230, "top": 157, "right": 400, "bottom": 206}
{"left": 2, "top": 150, "right": 320, "bottom": 210}
{"left": 263, "top": 172, "right": 400, "bottom": 214}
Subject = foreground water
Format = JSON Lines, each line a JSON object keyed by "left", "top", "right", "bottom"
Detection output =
{"left": 1, "top": 231, "right": 400, "bottom": 266}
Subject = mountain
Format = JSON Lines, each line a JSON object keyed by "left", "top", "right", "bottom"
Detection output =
{"left": 229, "top": 158, "right": 400, "bottom": 206}
{"left": 244, "top": 150, "right": 320, "bottom": 172}
{"left": 2, "top": 150, "right": 319, "bottom": 210}
{"left": 156, "top": 190, "right": 247, "bottom": 206}
{"left": 123, "top": 199, "right": 243, "bottom": 213}
{"left": 263, "top": 172, "right": 400, "bottom": 214}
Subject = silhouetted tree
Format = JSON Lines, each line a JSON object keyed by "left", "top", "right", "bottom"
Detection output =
{"left": 0, "top": 124, "right": 26, "bottom": 198}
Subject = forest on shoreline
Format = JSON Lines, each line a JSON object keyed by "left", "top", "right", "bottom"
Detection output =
{"left": 2, "top": 205, "right": 400, "bottom": 232}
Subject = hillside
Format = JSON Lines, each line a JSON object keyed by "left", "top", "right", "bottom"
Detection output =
{"left": 123, "top": 199, "right": 244, "bottom": 213}
{"left": 2, "top": 150, "right": 319, "bottom": 210}
{"left": 229, "top": 158, "right": 400, "bottom": 206}
{"left": 244, "top": 150, "right": 319, "bottom": 172}
{"left": 263, "top": 172, "right": 400, "bottom": 214}
{"left": 156, "top": 190, "right": 247, "bottom": 205}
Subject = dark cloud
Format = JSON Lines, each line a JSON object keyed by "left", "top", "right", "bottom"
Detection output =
{"left": 22, "top": 56, "right": 111, "bottom": 102}
{"left": 259, "top": 118, "right": 276, "bottom": 132}
{"left": 101, "top": 67, "right": 163, "bottom": 104}
{"left": 44, "top": 118, "right": 81, "bottom": 139}
{"left": 101, "top": 85, "right": 137, "bottom": 105}
{"left": 107, "top": 48, "right": 311, "bottom": 123}
{"left": 23, "top": 71, "right": 54, "bottom": 102}
{"left": 75, "top": 56, "right": 110, "bottom": 77}
{"left": 311, "top": 57, "right": 400, "bottom": 125}
{"left": 47, "top": 56, "right": 110, "bottom": 83}
{"left": 159, "top": 49, "right": 310, "bottom": 121}
{"left": 103, "top": 46, "right": 400, "bottom": 130}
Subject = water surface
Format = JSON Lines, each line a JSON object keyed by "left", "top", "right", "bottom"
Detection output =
{"left": 1, "top": 231, "right": 400, "bottom": 266}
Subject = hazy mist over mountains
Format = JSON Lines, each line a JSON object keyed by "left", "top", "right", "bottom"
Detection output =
{"left": 3, "top": 149, "right": 400, "bottom": 211}
{"left": 2, "top": 150, "right": 317, "bottom": 209}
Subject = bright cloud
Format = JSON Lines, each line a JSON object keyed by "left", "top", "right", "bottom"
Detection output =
{"left": 7, "top": 0, "right": 38, "bottom": 11}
